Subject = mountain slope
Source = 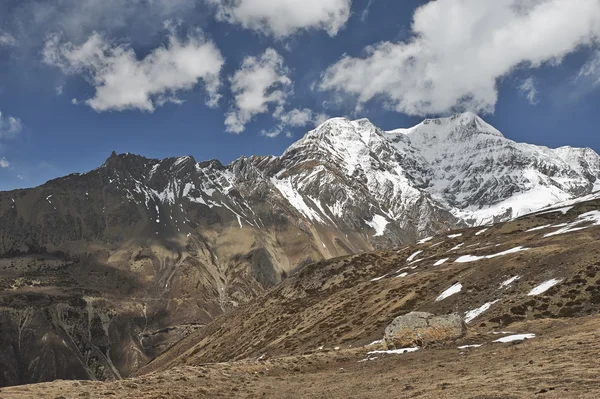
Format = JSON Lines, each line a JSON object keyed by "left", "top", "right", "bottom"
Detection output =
{"left": 139, "top": 195, "right": 600, "bottom": 373}
{"left": 1, "top": 113, "right": 599, "bottom": 386}
{"left": 4, "top": 196, "right": 600, "bottom": 398}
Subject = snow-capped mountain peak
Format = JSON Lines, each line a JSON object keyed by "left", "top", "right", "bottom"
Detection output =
{"left": 13, "top": 113, "right": 600, "bottom": 254}
{"left": 276, "top": 113, "right": 600, "bottom": 230}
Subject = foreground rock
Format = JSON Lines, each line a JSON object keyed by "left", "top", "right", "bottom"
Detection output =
{"left": 383, "top": 312, "right": 466, "bottom": 348}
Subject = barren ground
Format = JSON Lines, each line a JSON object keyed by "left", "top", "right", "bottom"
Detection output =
{"left": 1, "top": 315, "right": 598, "bottom": 399}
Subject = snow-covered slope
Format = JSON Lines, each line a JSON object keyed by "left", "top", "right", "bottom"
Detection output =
{"left": 88, "top": 113, "right": 600, "bottom": 242}
{"left": 386, "top": 112, "right": 600, "bottom": 224}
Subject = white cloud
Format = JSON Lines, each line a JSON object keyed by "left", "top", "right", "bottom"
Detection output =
{"left": 224, "top": 48, "right": 327, "bottom": 136}
{"left": 43, "top": 28, "right": 225, "bottom": 112}
{"left": 263, "top": 107, "right": 329, "bottom": 137}
{"left": 320, "top": 0, "right": 600, "bottom": 116}
{"left": 209, "top": 0, "right": 352, "bottom": 38}
{"left": 0, "top": 112, "right": 23, "bottom": 139}
{"left": 275, "top": 107, "right": 317, "bottom": 127}
{"left": 4, "top": 0, "right": 196, "bottom": 45}
{"left": 518, "top": 77, "right": 539, "bottom": 104}
{"left": 0, "top": 158, "right": 9, "bottom": 168}
{"left": 0, "top": 32, "right": 16, "bottom": 46}
{"left": 577, "top": 51, "right": 600, "bottom": 86}
{"left": 225, "top": 48, "right": 292, "bottom": 133}
{"left": 361, "top": 0, "right": 375, "bottom": 22}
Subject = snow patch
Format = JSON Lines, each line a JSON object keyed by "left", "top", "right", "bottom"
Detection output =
{"left": 367, "top": 348, "right": 419, "bottom": 355}
{"left": 447, "top": 243, "right": 464, "bottom": 252}
{"left": 435, "top": 283, "right": 462, "bottom": 301}
{"left": 458, "top": 344, "right": 482, "bottom": 349}
{"left": 406, "top": 250, "right": 423, "bottom": 262}
{"left": 528, "top": 279, "right": 562, "bottom": 296}
{"left": 433, "top": 258, "right": 449, "bottom": 266}
{"left": 493, "top": 334, "right": 535, "bottom": 343}
{"left": 366, "top": 214, "right": 389, "bottom": 237}
{"left": 270, "top": 177, "right": 324, "bottom": 223}
{"left": 455, "top": 246, "right": 529, "bottom": 263}
{"left": 537, "top": 206, "right": 574, "bottom": 215}
{"left": 526, "top": 224, "right": 553, "bottom": 232}
{"left": 417, "top": 236, "right": 434, "bottom": 244}
{"left": 544, "top": 210, "right": 600, "bottom": 237}
{"left": 464, "top": 300, "right": 499, "bottom": 323}
{"left": 500, "top": 275, "right": 521, "bottom": 288}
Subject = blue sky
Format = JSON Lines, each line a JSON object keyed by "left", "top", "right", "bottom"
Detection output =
{"left": 1, "top": 0, "right": 600, "bottom": 190}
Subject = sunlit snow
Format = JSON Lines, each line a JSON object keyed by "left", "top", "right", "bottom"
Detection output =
{"left": 493, "top": 334, "right": 535, "bottom": 343}
{"left": 544, "top": 210, "right": 600, "bottom": 237}
{"left": 366, "top": 215, "right": 389, "bottom": 237}
{"left": 417, "top": 236, "right": 434, "bottom": 244}
{"left": 528, "top": 278, "right": 562, "bottom": 296}
{"left": 499, "top": 275, "right": 521, "bottom": 288}
{"left": 526, "top": 224, "right": 553, "bottom": 232}
{"left": 455, "top": 246, "right": 529, "bottom": 263}
{"left": 447, "top": 243, "right": 464, "bottom": 252}
{"left": 370, "top": 275, "right": 388, "bottom": 282}
{"left": 433, "top": 258, "right": 449, "bottom": 266}
{"left": 537, "top": 206, "right": 574, "bottom": 215}
{"left": 464, "top": 300, "right": 499, "bottom": 323}
{"left": 270, "top": 177, "right": 324, "bottom": 223}
{"left": 367, "top": 348, "right": 419, "bottom": 355}
{"left": 406, "top": 250, "right": 423, "bottom": 262}
{"left": 458, "top": 344, "right": 482, "bottom": 349}
{"left": 435, "top": 283, "right": 462, "bottom": 301}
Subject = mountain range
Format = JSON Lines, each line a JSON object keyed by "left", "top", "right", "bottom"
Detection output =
{"left": 1, "top": 112, "right": 599, "bottom": 386}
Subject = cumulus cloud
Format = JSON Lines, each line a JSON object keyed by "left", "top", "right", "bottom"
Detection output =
{"left": 225, "top": 48, "right": 292, "bottom": 133}
{"left": 319, "top": 0, "right": 600, "bottom": 116}
{"left": 262, "top": 107, "right": 329, "bottom": 137}
{"left": 225, "top": 48, "right": 327, "bottom": 136}
{"left": 209, "top": 0, "right": 352, "bottom": 38}
{"left": 518, "top": 77, "right": 539, "bottom": 104}
{"left": 0, "top": 158, "right": 9, "bottom": 168}
{"left": 42, "top": 28, "right": 225, "bottom": 112}
{"left": 0, "top": 112, "right": 23, "bottom": 139}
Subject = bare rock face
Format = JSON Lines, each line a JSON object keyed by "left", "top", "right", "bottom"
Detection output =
{"left": 384, "top": 312, "right": 466, "bottom": 348}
